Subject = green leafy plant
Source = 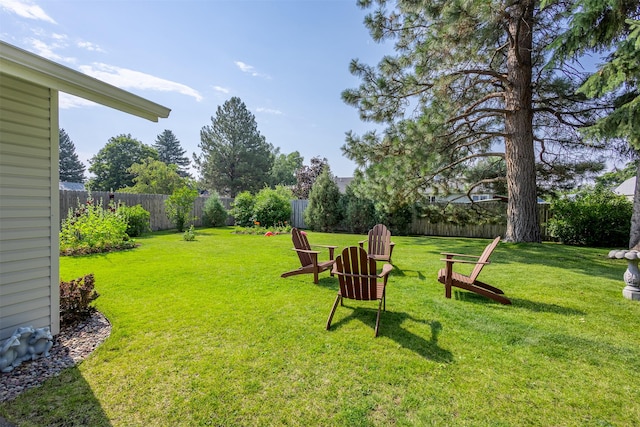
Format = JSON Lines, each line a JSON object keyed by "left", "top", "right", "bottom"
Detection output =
{"left": 548, "top": 187, "right": 632, "bottom": 247}
{"left": 253, "top": 186, "right": 292, "bottom": 228}
{"left": 165, "top": 184, "right": 199, "bottom": 232}
{"left": 59, "top": 273, "right": 99, "bottom": 325}
{"left": 183, "top": 225, "right": 196, "bottom": 241}
{"left": 202, "top": 193, "right": 229, "bottom": 227}
{"left": 117, "top": 204, "right": 151, "bottom": 237}
{"left": 229, "top": 191, "right": 255, "bottom": 227}
{"left": 60, "top": 194, "right": 133, "bottom": 255}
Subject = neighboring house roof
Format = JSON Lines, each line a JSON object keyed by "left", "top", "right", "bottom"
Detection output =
{"left": 59, "top": 181, "right": 86, "bottom": 191}
{"left": 0, "top": 40, "right": 171, "bottom": 122}
{"left": 334, "top": 177, "right": 353, "bottom": 193}
{"left": 614, "top": 177, "right": 636, "bottom": 201}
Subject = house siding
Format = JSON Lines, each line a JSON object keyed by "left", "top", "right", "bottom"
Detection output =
{"left": 0, "top": 73, "right": 59, "bottom": 341}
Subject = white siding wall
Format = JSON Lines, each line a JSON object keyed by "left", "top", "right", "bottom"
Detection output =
{"left": 0, "top": 73, "right": 59, "bottom": 341}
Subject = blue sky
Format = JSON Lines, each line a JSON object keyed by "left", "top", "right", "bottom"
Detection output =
{"left": 0, "top": 0, "right": 392, "bottom": 178}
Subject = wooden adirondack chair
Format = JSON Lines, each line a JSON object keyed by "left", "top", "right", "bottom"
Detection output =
{"left": 326, "top": 246, "right": 393, "bottom": 337}
{"left": 359, "top": 224, "right": 395, "bottom": 263}
{"left": 281, "top": 228, "right": 337, "bottom": 284}
{"left": 437, "top": 236, "right": 511, "bottom": 305}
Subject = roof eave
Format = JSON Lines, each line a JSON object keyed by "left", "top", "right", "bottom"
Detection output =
{"left": 0, "top": 41, "right": 171, "bottom": 122}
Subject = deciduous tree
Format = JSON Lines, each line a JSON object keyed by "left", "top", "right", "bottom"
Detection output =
{"left": 58, "top": 128, "right": 85, "bottom": 183}
{"left": 120, "top": 158, "right": 185, "bottom": 195}
{"left": 87, "top": 134, "right": 158, "bottom": 191}
{"left": 293, "top": 156, "right": 328, "bottom": 199}
{"left": 195, "top": 97, "right": 274, "bottom": 197}
{"left": 270, "top": 150, "right": 303, "bottom": 187}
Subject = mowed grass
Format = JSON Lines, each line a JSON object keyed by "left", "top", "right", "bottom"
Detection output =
{"left": 1, "top": 228, "right": 639, "bottom": 426}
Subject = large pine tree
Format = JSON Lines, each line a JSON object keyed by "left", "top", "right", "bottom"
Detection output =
{"left": 194, "top": 97, "right": 274, "bottom": 197}
{"left": 153, "top": 129, "right": 191, "bottom": 178}
{"left": 58, "top": 128, "right": 85, "bottom": 183}
{"left": 343, "top": 0, "right": 604, "bottom": 243}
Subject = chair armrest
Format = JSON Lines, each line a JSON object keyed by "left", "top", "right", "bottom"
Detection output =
{"left": 379, "top": 263, "right": 393, "bottom": 277}
{"left": 310, "top": 244, "right": 338, "bottom": 249}
{"left": 440, "top": 258, "right": 490, "bottom": 265}
{"left": 440, "top": 252, "right": 480, "bottom": 258}
{"left": 292, "top": 248, "right": 320, "bottom": 255}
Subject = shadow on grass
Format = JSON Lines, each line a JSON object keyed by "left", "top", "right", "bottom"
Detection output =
{"left": 0, "top": 366, "right": 112, "bottom": 427}
{"left": 450, "top": 289, "right": 586, "bottom": 315}
{"left": 329, "top": 306, "right": 453, "bottom": 363}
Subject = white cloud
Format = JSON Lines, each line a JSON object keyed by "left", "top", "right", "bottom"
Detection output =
{"left": 0, "top": 0, "right": 56, "bottom": 23}
{"left": 256, "top": 107, "right": 283, "bottom": 115}
{"left": 59, "top": 93, "right": 98, "bottom": 109}
{"left": 78, "top": 63, "right": 203, "bottom": 102}
{"left": 212, "top": 85, "right": 230, "bottom": 94}
{"left": 234, "top": 61, "right": 270, "bottom": 79}
{"left": 27, "top": 38, "right": 75, "bottom": 63}
{"left": 77, "top": 40, "right": 105, "bottom": 53}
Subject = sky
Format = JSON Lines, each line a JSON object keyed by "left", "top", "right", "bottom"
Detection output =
{"left": 0, "top": 0, "right": 393, "bottom": 178}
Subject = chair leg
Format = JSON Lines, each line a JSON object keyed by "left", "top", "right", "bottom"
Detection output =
{"left": 374, "top": 298, "right": 384, "bottom": 337}
{"left": 326, "top": 295, "right": 341, "bottom": 330}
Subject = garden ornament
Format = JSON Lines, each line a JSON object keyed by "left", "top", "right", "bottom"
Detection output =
{"left": 0, "top": 334, "right": 20, "bottom": 373}
{"left": 28, "top": 327, "right": 53, "bottom": 360}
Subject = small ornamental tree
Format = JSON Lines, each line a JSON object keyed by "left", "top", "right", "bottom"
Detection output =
{"left": 165, "top": 184, "right": 199, "bottom": 232}
{"left": 304, "top": 167, "right": 342, "bottom": 232}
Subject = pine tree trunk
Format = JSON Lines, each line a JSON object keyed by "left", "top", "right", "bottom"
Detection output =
{"left": 503, "top": 1, "right": 541, "bottom": 243}
{"left": 630, "top": 161, "right": 640, "bottom": 250}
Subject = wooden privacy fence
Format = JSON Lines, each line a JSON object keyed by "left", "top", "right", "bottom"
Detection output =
{"left": 60, "top": 191, "right": 550, "bottom": 239}
{"left": 60, "top": 191, "right": 234, "bottom": 231}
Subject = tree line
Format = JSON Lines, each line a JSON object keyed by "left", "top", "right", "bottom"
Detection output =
{"left": 59, "top": 97, "right": 331, "bottom": 200}
{"left": 59, "top": 1, "right": 640, "bottom": 246}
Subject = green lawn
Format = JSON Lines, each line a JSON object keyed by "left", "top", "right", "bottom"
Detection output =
{"left": 1, "top": 229, "right": 639, "bottom": 426}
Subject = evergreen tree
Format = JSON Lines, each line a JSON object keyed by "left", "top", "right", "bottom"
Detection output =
{"left": 194, "top": 97, "right": 275, "bottom": 197}
{"left": 153, "top": 129, "right": 191, "bottom": 178}
{"left": 58, "top": 128, "right": 85, "bottom": 183}
{"left": 304, "top": 166, "right": 342, "bottom": 232}
{"left": 88, "top": 134, "right": 158, "bottom": 191}
{"left": 552, "top": 2, "right": 640, "bottom": 249}
{"left": 342, "top": 0, "right": 605, "bottom": 243}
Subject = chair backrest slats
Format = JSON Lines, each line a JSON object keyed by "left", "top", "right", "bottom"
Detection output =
{"left": 368, "top": 224, "right": 391, "bottom": 257}
{"left": 336, "top": 246, "right": 378, "bottom": 301}
{"left": 291, "top": 228, "right": 312, "bottom": 266}
{"left": 469, "top": 236, "right": 501, "bottom": 282}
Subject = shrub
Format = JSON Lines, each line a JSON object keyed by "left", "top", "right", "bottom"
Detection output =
{"left": 340, "top": 186, "right": 377, "bottom": 234}
{"left": 253, "top": 186, "right": 293, "bottom": 228}
{"left": 165, "top": 185, "right": 199, "bottom": 232}
{"left": 59, "top": 274, "right": 99, "bottom": 325}
{"left": 304, "top": 168, "right": 342, "bottom": 232}
{"left": 60, "top": 195, "right": 133, "bottom": 255}
{"left": 203, "top": 193, "right": 229, "bottom": 227}
{"left": 548, "top": 188, "right": 632, "bottom": 247}
{"left": 117, "top": 204, "right": 151, "bottom": 237}
{"left": 230, "top": 191, "right": 255, "bottom": 227}
{"left": 183, "top": 225, "right": 196, "bottom": 241}
{"left": 379, "top": 203, "right": 414, "bottom": 236}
